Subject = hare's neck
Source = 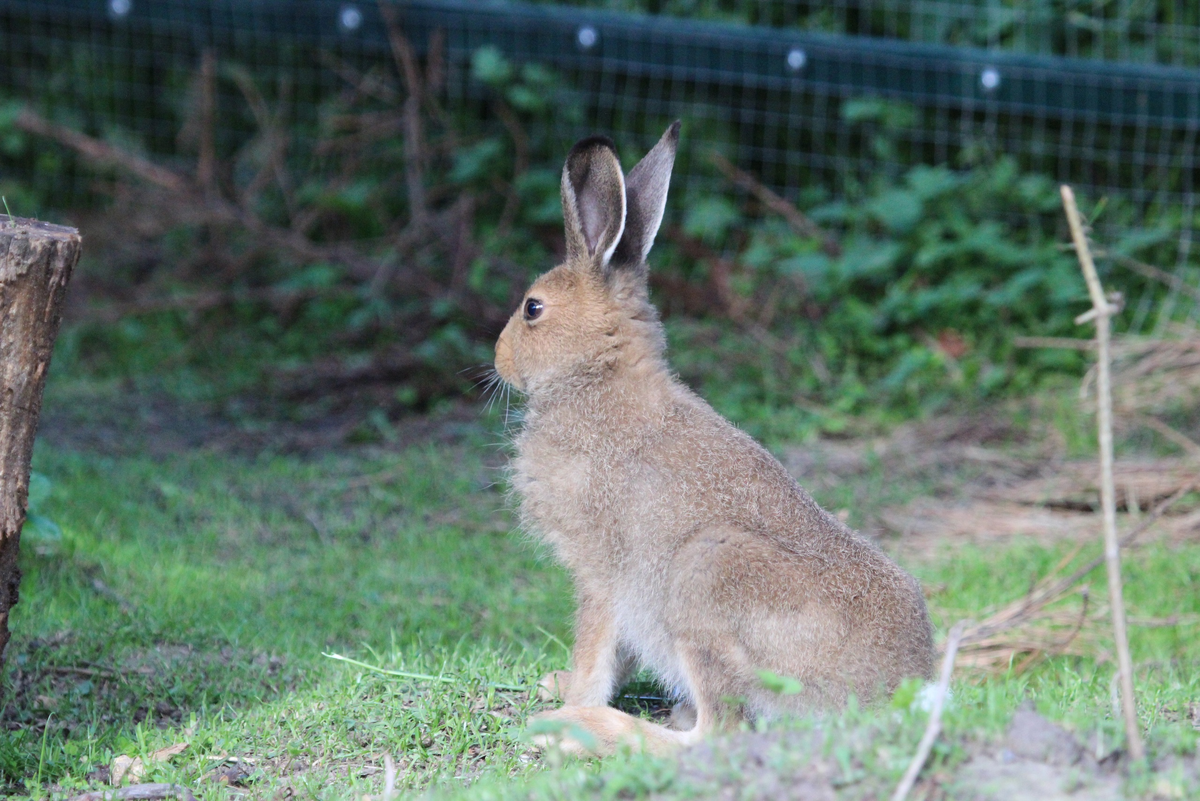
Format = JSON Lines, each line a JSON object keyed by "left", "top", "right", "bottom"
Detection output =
{"left": 522, "top": 358, "right": 676, "bottom": 447}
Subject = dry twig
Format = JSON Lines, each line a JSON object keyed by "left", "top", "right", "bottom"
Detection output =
{"left": 891, "top": 621, "right": 965, "bottom": 801}
{"left": 1113, "top": 252, "right": 1200, "bottom": 305}
{"left": 16, "top": 110, "right": 188, "bottom": 192}
{"left": 1013, "top": 335, "right": 1097, "bottom": 351}
{"left": 378, "top": 0, "right": 427, "bottom": 224}
{"left": 708, "top": 151, "right": 840, "bottom": 256}
{"left": 68, "top": 784, "right": 197, "bottom": 801}
{"left": 1061, "top": 184, "right": 1144, "bottom": 761}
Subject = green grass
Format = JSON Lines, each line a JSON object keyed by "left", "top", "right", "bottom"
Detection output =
{"left": 3, "top": 381, "right": 1200, "bottom": 799}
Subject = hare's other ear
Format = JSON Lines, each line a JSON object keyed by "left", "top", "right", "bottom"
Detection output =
{"left": 612, "top": 120, "right": 680, "bottom": 266}
{"left": 562, "top": 135, "right": 627, "bottom": 269}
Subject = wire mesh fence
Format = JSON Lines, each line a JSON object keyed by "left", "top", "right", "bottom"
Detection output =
{"left": 1, "top": 0, "right": 1199, "bottom": 354}
{"left": 2, "top": 1, "right": 1197, "bottom": 216}
{"left": 541, "top": 0, "right": 1200, "bottom": 67}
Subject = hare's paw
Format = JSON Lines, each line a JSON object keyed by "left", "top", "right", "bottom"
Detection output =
{"left": 536, "top": 670, "right": 573, "bottom": 702}
{"left": 528, "top": 706, "right": 604, "bottom": 757}
{"left": 529, "top": 705, "right": 687, "bottom": 757}
{"left": 668, "top": 701, "right": 697, "bottom": 731}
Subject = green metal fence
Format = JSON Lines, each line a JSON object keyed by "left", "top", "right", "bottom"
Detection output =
{"left": 1, "top": 0, "right": 1197, "bottom": 220}
{"left": 539, "top": 1, "right": 1200, "bottom": 67}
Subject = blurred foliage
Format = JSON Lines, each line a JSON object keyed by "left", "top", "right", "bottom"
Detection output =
{"left": 2, "top": 38, "right": 1197, "bottom": 439}
{"left": 20, "top": 472, "right": 63, "bottom": 557}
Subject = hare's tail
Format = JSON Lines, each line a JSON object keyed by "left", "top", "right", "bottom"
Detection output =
{"left": 531, "top": 705, "right": 706, "bottom": 757}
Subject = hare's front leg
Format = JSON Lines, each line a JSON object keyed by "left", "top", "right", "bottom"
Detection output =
{"left": 538, "top": 592, "right": 631, "bottom": 707}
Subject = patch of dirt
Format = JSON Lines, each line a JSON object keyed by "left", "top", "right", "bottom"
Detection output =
{"left": 658, "top": 709, "right": 1197, "bottom": 800}
{"left": 669, "top": 730, "right": 836, "bottom": 800}
{"left": 785, "top": 412, "right": 1200, "bottom": 556}
{"left": 952, "top": 708, "right": 1126, "bottom": 800}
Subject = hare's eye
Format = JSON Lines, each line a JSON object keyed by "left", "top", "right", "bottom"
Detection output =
{"left": 524, "top": 298, "right": 544, "bottom": 321}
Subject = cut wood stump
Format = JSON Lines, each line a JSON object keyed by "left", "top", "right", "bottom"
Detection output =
{"left": 0, "top": 216, "right": 80, "bottom": 673}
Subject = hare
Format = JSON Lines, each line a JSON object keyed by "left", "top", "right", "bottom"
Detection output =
{"left": 494, "top": 122, "right": 934, "bottom": 756}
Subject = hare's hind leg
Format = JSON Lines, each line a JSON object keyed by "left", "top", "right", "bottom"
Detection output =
{"left": 531, "top": 648, "right": 725, "bottom": 757}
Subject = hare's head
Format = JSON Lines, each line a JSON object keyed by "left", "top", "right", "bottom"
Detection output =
{"left": 495, "top": 122, "right": 679, "bottom": 395}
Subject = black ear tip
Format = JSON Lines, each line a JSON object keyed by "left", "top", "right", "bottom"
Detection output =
{"left": 568, "top": 135, "right": 618, "bottom": 160}
{"left": 666, "top": 120, "right": 681, "bottom": 140}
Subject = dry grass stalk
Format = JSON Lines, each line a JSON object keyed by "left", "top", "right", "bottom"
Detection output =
{"left": 985, "top": 458, "right": 1200, "bottom": 511}
{"left": 891, "top": 621, "right": 965, "bottom": 801}
{"left": 964, "top": 478, "right": 1198, "bottom": 642}
{"left": 957, "top": 585, "right": 1096, "bottom": 674}
{"left": 1108, "top": 328, "right": 1200, "bottom": 420}
{"left": 1060, "top": 185, "right": 1141, "bottom": 758}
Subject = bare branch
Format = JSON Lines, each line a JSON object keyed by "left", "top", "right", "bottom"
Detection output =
{"left": 378, "top": 0, "right": 428, "bottom": 223}
{"left": 1113, "top": 252, "right": 1200, "bottom": 305}
{"left": 1061, "top": 184, "right": 1144, "bottom": 762}
{"left": 16, "top": 109, "right": 188, "bottom": 193}
{"left": 1013, "top": 336, "right": 1097, "bottom": 351}
{"left": 197, "top": 51, "right": 217, "bottom": 189}
{"left": 68, "top": 783, "right": 197, "bottom": 801}
{"left": 891, "top": 621, "right": 965, "bottom": 801}
{"left": 708, "top": 150, "right": 839, "bottom": 256}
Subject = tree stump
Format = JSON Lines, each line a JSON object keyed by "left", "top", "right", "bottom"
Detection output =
{"left": 0, "top": 217, "right": 80, "bottom": 672}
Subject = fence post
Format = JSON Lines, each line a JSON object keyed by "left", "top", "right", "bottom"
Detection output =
{"left": 0, "top": 217, "right": 80, "bottom": 674}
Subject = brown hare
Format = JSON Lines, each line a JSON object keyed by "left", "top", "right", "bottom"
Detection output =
{"left": 494, "top": 122, "right": 934, "bottom": 756}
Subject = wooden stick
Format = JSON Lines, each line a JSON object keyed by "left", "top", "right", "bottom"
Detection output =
{"left": 708, "top": 151, "right": 840, "bottom": 256}
{"left": 1120, "top": 410, "right": 1200, "bottom": 460}
{"left": 1013, "top": 336, "right": 1097, "bottom": 351}
{"left": 68, "top": 784, "right": 197, "bottom": 801}
{"left": 16, "top": 110, "right": 188, "bottom": 193}
{"left": 1113, "top": 253, "right": 1200, "bottom": 305}
{"left": 891, "top": 621, "right": 965, "bottom": 801}
{"left": 1060, "top": 185, "right": 1144, "bottom": 761}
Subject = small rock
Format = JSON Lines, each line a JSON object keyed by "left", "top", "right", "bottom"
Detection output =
{"left": 1005, "top": 709, "right": 1084, "bottom": 766}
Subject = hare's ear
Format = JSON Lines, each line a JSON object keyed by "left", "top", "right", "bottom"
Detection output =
{"left": 612, "top": 121, "right": 679, "bottom": 267}
{"left": 562, "top": 136, "right": 627, "bottom": 270}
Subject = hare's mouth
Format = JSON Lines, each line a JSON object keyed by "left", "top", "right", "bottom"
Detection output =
{"left": 493, "top": 332, "right": 526, "bottom": 391}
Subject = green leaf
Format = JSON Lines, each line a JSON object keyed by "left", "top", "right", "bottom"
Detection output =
{"left": 22, "top": 513, "right": 63, "bottom": 550}
{"left": 0, "top": 100, "right": 23, "bottom": 131}
{"left": 683, "top": 197, "right": 741, "bottom": 245}
{"left": 449, "top": 138, "right": 504, "bottom": 185}
{"left": 524, "top": 718, "right": 598, "bottom": 752}
{"left": 906, "top": 165, "right": 960, "bottom": 200}
{"left": 27, "top": 471, "right": 52, "bottom": 510}
{"left": 471, "top": 46, "right": 513, "bottom": 87}
{"left": 505, "top": 85, "right": 545, "bottom": 113}
{"left": 757, "top": 669, "right": 803, "bottom": 696}
{"left": 779, "top": 252, "right": 831, "bottom": 280}
{"left": 515, "top": 168, "right": 562, "bottom": 225}
{"left": 866, "top": 188, "right": 923, "bottom": 233}
{"left": 835, "top": 240, "right": 903, "bottom": 283}
{"left": 1113, "top": 227, "right": 1172, "bottom": 257}
{"left": 889, "top": 676, "right": 923, "bottom": 710}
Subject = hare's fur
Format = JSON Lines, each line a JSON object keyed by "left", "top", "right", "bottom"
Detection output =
{"left": 495, "top": 124, "right": 933, "bottom": 756}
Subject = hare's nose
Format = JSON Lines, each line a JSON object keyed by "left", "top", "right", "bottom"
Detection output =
{"left": 494, "top": 332, "right": 524, "bottom": 390}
